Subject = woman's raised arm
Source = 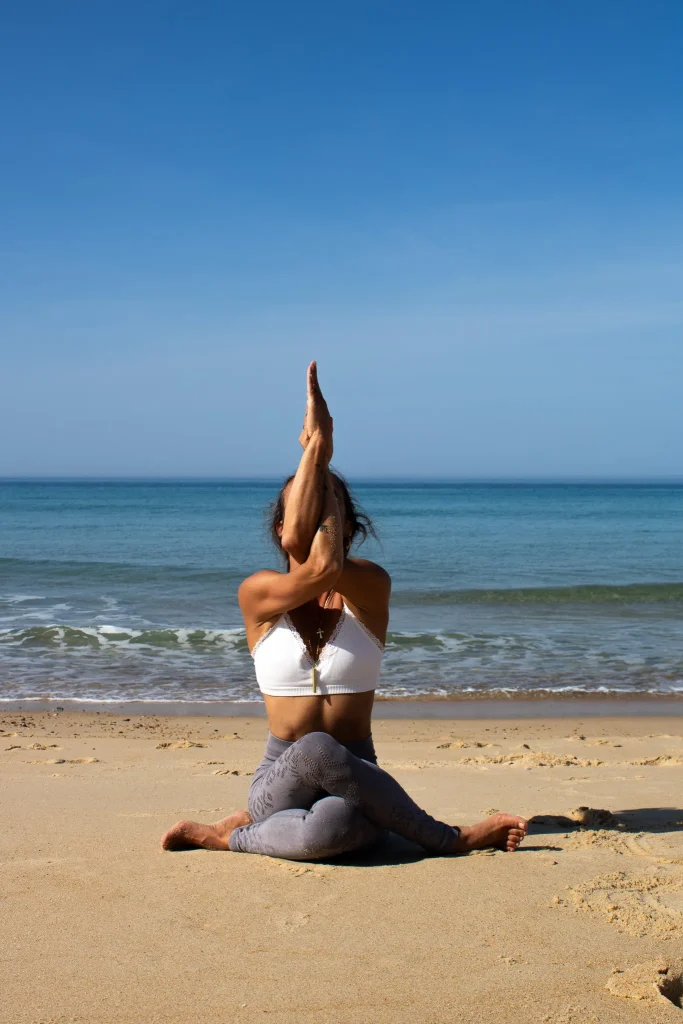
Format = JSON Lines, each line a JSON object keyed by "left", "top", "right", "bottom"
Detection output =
{"left": 239, "top": 468, "right": 343, "bottom": 628}
{"left": 280, "top": 362, "right": 333, "bottom": 563}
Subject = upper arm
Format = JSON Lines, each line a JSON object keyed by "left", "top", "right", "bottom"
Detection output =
{"left": 238, "top": 565, "right": 338, "bottom": 627}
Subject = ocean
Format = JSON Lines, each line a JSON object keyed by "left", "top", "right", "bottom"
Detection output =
{"left": 1, "top": 480, "right": 682, "bottom": 704}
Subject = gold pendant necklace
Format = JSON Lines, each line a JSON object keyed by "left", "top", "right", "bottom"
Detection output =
{"left": 311, "top": 592, "right": 333, "bottom": 694}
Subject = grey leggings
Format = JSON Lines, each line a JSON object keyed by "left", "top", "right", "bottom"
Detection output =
{"left": 228, "top": 731, "right": 460, "bottom": 861}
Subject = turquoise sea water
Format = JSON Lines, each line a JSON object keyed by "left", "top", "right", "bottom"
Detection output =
{"left": 1, "top": 480, "right": 682, "bottom": 702}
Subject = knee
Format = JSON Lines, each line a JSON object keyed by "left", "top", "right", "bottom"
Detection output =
{"left": 291, "top": 733, "right": 353, "bottom": 792}
{"left": 306, "top": 800, "right": 368, "bottom": 857}
{"left": 314, "top": 801, "right": 355, "bottom": 842}
{"left": 296, "top": 731, "right": 347, "bottom": 761}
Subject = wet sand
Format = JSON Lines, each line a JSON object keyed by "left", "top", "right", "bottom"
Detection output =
{"left": 4, "top": 710, "right": 683, "bottom": 1023}
{"left": 6, "top": 695, "right": 683, "bottom": 718}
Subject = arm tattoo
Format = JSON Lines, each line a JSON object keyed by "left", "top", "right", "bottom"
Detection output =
{"left": 318, "top": 524, "right": 329, "bottom": 533}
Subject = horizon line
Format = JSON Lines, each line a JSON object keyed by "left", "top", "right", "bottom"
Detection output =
{"left": 2, "top": 475, "right": 683, "bottom": 485}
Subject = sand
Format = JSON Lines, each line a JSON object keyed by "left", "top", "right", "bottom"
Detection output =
{"left": 4, "top": 710, "right": 683, "bottom": 1024}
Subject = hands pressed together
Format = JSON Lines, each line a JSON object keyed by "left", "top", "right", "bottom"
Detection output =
{"left": 299, "top": 361, "right": 333, "bottom": 462}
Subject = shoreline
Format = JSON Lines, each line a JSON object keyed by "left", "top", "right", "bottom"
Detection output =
{"left": 4, "top": 694, "right": 683, "bottom": 718}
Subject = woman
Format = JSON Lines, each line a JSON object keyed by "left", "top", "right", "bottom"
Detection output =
{"left": 161, "top": 363, "right": 527, "bottom": 859}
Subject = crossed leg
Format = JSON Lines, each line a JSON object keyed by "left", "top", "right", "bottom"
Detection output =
{"left": 161, "top": 732, "right": 527, "bottom": 857}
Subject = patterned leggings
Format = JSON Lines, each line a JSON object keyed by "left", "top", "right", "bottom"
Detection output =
{"left": 228, "top": 731, "right": 460, "bottom": 860}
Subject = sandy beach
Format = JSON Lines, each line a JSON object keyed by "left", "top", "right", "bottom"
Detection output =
{"left": 4, "top": 709, "right": 683, "bottom": 1024}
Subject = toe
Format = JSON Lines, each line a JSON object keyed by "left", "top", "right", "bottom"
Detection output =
{"left": 506, "top": 829, "right": 525, "bottom": 850}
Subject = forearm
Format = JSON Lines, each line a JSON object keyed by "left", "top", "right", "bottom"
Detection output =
{"left": 239, "top": 471, "right": 343, "bottom": 625}
{"left": 306, "top": 468, "right": 343, "bottom": 578}
{"left": 281, "top": 432, "right": 328, "bottom": 560}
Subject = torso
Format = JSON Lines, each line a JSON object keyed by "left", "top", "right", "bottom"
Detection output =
{"left": 244, "top": 576, "right": 388, "bottom": 743}
{"left": 262, "top": 691, "right": 376, "bottom": 743}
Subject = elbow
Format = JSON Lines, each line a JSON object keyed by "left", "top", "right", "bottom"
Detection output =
{"left": 280, "top": 532, "right": 309, "bottom": 564}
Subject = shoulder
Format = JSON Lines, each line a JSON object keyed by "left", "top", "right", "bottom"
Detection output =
{"left": 338, "top": 559, "right": 390, "bottom": 633}
{"left": 344, "top": 559, "right": 391, "bottom": 591}
{"left": 345, "top": 557, "right": 391, "bottom": 582}
{"left": 238, "top": 570, "right": 283, "bottom": 603}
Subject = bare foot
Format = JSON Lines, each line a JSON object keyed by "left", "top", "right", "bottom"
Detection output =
{"left": 161, "top": 810, "right": 252, "bottom": 851}
{"left": 454, "top": 813, "right": 528, "bottom": 853}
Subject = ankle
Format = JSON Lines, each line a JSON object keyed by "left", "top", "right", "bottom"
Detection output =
{"left": 452, "top": 826, "right": 470, "bottom": 853}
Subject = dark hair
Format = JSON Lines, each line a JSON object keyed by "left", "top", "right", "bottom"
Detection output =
{"left": 267, "top": 470, "right": 377, "bottom": 562}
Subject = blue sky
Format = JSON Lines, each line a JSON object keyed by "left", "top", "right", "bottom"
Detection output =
{"left": 2, "top": 2, "right": 682, "bottom": 478}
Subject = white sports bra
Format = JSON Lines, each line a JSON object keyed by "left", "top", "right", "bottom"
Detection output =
{"left": 252, "top": 603, "right": 384, "bottom": 697}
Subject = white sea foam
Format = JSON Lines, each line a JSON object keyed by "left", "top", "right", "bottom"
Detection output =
{"left": 1, "top": 619, "right": 683, "bottom": 702}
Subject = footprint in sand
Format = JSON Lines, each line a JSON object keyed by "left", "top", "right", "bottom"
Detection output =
{"left": 26, "top": 1017, "right": 92, "bottom": 1023}
{"left": 278, "top": 911, "right": 311, "bottom": 932}
{"left": 531, "top": 807, "right": 632, "bottom": 854}
{"left": 4, "top": 742, "right": 61, "bottom": 751}
{"left": 156, "top": 740, "right": 207, "bottom": 749}
{"left": 28, "top": 757, "right": 99, "bottom": 765}
{"left": 556, "top": 870, "right": 683, "bottom": 939}
{"left": 457, "top": 752, "right": 603, "bottom": 768}
{"left": 261, "top": 859, "right": 334, "bottom": 879}
{"left": 628, "top": 832, "right": 683, "bottom": 866}
{"left": 171, "top": 807, "right": 227, "bottom": 816}
{"left": 562, "top": 808, "right": 631, "bottom": 854}
{"left": 116, "top": 812, "right": 161, "bottom": 818}
{"left": 564, "top": 829, "right": 631, "bottom": 854}
{"left": 436, "top": 740, "right": 492, "bottom": 750}
{"left": 566, "top": 806, "right": 616, "bottom": 827}
{"left": 630, "top": 756, "right": 683, "bottom": 766}
{"left": 606, "top": 958, "right": 683, "bottom": 1012}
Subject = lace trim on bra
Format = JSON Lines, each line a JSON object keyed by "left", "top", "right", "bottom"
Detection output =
{"left": 251, "top": 604, "right": 384, "bottom": 659}
{"left": 347, "top": 610, "right": 385, "bottom": 652}
{"left": 250, "top": 620, "right": 279, "bottom": 659}
{"left": 284, "top": 606, "right": 346, "bottom": 666}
